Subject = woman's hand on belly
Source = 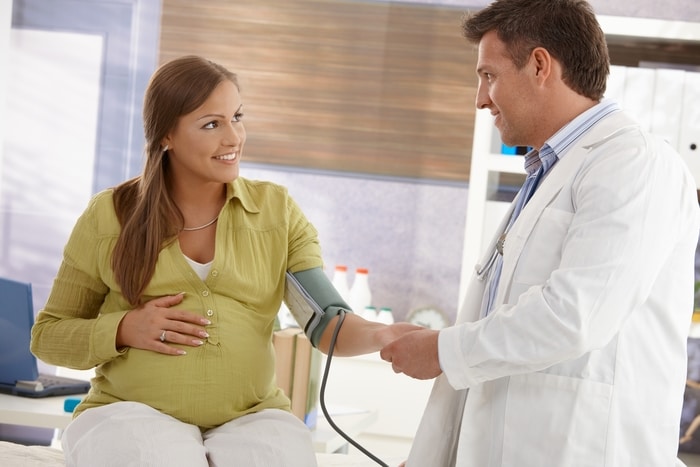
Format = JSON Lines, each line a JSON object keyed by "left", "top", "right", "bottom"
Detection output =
{"left": 116, "top": 293, "right": 212, "bottom": 356}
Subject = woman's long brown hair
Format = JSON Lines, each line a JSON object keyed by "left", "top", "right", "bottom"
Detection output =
{"left": 111, "top": 56, "right": 239, "bottom": 306}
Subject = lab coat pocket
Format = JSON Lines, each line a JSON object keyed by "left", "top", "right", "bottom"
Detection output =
{"left": 512, "top": 207, "right": 573, "bottom": 287}
{"left": 502, "top": 372, "right": 611, "bottom": 467}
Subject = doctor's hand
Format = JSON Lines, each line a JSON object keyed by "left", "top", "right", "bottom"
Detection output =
{"left": 116, "top": 293, "right": 211, "bottom": 356}
{"left": 380, "top": 328, "right": 442, "bottom": 380}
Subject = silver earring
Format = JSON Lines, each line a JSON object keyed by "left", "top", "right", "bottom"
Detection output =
{"left": 163, "top": 145, "right": 169, "bottom": 153}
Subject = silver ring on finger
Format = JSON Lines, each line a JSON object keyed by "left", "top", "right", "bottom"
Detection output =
{"left": 159, "top": 330, "right": 167, "bottom": 343}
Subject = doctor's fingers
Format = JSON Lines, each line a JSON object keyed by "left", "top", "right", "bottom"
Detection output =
{"left": 380, "top": 347, "right": 404, "bottom": 374}
{"left": 388, "top": 352, "right": 442, "bottom": 379}
{"left": 379, "top": 342, "right": 411, "bottom": 375}
{"left": 379, "top": 331, "right": 420, "bottom": 365}
{"left": 383, "top": 334, "right": 442, "bottom": 379}
{"left": 379, "top": 340, "right": 399, "bottom": 364}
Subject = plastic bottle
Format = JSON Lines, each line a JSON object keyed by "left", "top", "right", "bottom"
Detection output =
{"left": 362, "top": 306, "right": 378, "bottom": 321}
{"left": 331, "top": 264, "right": 351, "bottom": 303}
{"left": 376, "top": 307, "right": 395, "bottom": 324}
{"left": 349, "top": 267, "right": 372, "bottom": 314}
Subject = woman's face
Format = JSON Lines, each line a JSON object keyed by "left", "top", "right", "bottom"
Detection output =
{"left": 163, "top": 79, "right": 246, "bottom": 185}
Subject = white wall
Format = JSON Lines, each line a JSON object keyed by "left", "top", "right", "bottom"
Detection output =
{"left": 1, "top": 29, "right": 103, "bottom": 285}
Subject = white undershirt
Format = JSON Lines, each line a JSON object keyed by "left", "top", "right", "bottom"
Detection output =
{"left": 183, "top": 255, "right": 213, "bottom": 281}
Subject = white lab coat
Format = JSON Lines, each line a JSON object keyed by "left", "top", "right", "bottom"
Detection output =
{"left": 407, "top": 110, "right": 700, "bottom": 467}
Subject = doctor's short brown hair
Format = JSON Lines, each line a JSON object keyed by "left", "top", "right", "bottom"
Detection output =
{"left": 462, "top": 0, "right": 609, "bottom": 101}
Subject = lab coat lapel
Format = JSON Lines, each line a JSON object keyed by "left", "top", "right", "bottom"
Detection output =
{"left": 454, "top": 202, "right": 516, "bottom": 325}
{"left": 494, "top": 154, "right": 574, "bottom": 304}
{"left": 495, "top": 116, "right": 640, "bottom": 306}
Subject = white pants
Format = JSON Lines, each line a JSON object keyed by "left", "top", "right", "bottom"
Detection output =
{"left": 61, "top": 401, "right": 318, "bottom": 467}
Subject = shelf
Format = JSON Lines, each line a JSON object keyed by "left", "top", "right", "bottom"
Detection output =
{"left": 598, "top": 15, "right": 700, "bottom": 42}
{"left": 0, "top": 393, "right": 73, "bottom": 430}
{"left": 485, "top": 154, "right": 526, "bottom": 175}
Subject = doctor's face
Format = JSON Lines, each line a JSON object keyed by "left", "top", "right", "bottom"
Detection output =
{"left": 474, "top": 30, "right": 539, "bottom": 148}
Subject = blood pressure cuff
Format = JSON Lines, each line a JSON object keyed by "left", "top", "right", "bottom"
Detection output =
{"left": 284, "top": 267, "right": 352, "bottom": 348}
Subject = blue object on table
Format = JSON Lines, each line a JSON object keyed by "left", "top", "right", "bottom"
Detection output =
{"left": 502, "top": 144, "right": 532, "bottom": 155}
{"left": 63, "top": 397, "right": 81, "bottom": 413}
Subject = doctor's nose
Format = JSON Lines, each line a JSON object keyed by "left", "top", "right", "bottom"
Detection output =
{"left": 475, "top": 83, "right": 491, "bottom": 110}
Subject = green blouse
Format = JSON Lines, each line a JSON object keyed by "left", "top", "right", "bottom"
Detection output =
{"left": 30, "top": 177, "right": 323, "bottom": 430}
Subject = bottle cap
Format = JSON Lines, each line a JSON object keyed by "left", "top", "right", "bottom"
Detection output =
{"left": 356, "top": 268, "right": 369, "bottom": 274}
{"left": 335, "top": 265, "right": 348, "bottom": 271}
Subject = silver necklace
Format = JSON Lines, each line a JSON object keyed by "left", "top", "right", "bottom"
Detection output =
{"left": 182, "top": 215, "right": 219, "bottom": 231}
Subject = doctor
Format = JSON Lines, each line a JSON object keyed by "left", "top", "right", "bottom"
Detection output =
{"left": 380, "top": 0, "right": 700, "bottom": 465}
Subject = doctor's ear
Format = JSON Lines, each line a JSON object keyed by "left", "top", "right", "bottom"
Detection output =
{"left": 530, "top": 47, "right": 552, "bottom": 81}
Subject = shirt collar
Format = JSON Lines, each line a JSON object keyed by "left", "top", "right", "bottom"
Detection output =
{"left": 522, "top": 99, "right": 621, "bottom": 175}
{"left": 225, "top": 178, "right": 261, "bottom": 213}
{"left": 523, "top": 150, "right": 541, "bottom": 176}
{"left": 544, "top": 98, "right": 621, "bottom": 159}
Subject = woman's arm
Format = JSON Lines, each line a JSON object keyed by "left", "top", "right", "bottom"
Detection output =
{"left": 287, "top": 267, "right": 422, "bottom": 356}
{"left": 317, "top": 312, "right": 424, "bottom": 356}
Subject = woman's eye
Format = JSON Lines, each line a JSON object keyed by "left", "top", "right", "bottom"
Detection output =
{"left": 203, "top": 121, "right": 219, "bottom": 129}
{"left": 233, "top": 112, "right": 244, "bottom": 122}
